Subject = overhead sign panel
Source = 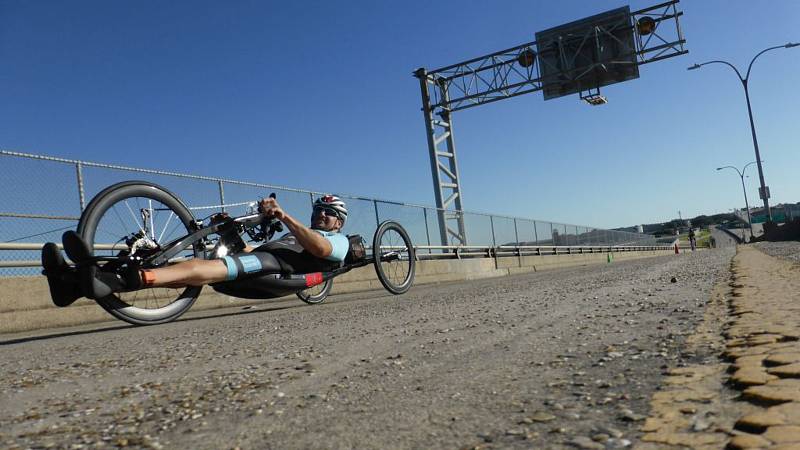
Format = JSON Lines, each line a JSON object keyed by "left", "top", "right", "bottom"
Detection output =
{"left": 536, "top": 6, "right": 639, "bottom": 101}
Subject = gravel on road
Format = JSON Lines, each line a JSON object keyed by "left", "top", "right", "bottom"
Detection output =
{"left": 0, "top": 247, "right": 735, "bottom": 450}
{"left": 753, "top": 241, "right": 800, "bottom": 264}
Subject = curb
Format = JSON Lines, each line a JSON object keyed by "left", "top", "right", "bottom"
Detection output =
{"left": 638, "top": 245, "right": 800, "bottom": 449}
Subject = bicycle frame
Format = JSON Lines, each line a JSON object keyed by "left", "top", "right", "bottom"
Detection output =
{"left": 147, "top": 217, "right": 240, "bottom": 266}
{"left": 143, "top": 212, "right": 379, "bottom": 277}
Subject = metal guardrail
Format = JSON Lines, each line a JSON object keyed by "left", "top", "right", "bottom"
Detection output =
{"left": 0, "top": 242, "right": 673, "bottom": 269}
{"left": 1, "top": 150, "right": 660, "bottom": 276}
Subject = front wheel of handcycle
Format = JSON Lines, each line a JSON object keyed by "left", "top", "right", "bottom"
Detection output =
{"left": 296, "top": 279, "right": 333, "bottom": 304}
{"left": 77, "top": 181, "right": 204, "bottom": 325}
{"left": 372, "top": 221, "right": 415, "bottom": 295}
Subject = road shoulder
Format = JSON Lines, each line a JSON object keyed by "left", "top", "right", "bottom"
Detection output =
{"left": 639, "top": 245, "right": 800, "bottom": 449}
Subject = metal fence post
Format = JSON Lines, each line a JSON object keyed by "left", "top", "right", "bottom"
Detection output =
{"left": 75, "top": 162, "right": 85, "bottom": 212}
{"left": 533, "top": 220, "right": 539, "bottom": 244}
{"left": 373, "top": 200, "right": 380, "bottom": 226}
{"left": 489, "top": 215, "right": 496, "bottom": 247}
{"left": 513, "top": 218, "right": 521, "bottom": 266}
{"left": 423, "top": 207, "right": 432, "bottom": 255}
{"left": 218, "top": 180, "right": 226, "bottom": 213}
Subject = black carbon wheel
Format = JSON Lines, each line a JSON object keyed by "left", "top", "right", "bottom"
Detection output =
{"left": 77, "top": 181, "right": 203, "bottom": 325}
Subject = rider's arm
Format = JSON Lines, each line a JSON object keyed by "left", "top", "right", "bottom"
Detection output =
{"left": 280, "top": 214, "right": 334, "bottom": 258}
{"left": 258, "top": 198, "right": 333, "bottom": 258}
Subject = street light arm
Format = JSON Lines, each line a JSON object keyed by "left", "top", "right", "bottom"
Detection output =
{"left": 746, "top": 45, "right": 790, "bottom": 80}
{"left": 717, "top": 165, "right": 743, "bottom": 177}
{"left": 691, "top": 60, "right": 744, "bottom": 81}
{"left": 742, "top": 160, "right": 759, "bottom": 176}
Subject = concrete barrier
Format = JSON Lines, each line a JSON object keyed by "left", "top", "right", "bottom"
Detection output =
{"left": 0, "top": 249, "right": 672, "bottom": 334}
{"left": 719, "top": 226, "right": 744, "bottom": 244}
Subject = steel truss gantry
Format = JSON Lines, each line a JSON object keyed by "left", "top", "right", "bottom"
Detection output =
{"left": 415, "top": 0, "right": 686, "bottom": 247}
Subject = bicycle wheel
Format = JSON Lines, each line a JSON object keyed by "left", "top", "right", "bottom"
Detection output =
{"left": 77, "top": 181, "right": 203, "bottom": 325}
{"left": 372, "top": 221, "right": 415, "bottom": 295}
{"left": 296, "top": 279, "right": 332, "bottom": 304}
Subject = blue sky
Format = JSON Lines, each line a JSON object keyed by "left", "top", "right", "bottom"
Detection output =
{"left": 1, "top": 0, "right": 798, "bottom": 229}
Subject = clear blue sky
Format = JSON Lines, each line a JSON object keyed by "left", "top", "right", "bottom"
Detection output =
{"left": 2, "top": 0, "right": 798, "bottom": 229}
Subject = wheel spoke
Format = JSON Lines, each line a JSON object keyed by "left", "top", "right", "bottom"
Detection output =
{"left": 157, "top": 211, "right": 176, "bottom": 243}
{"left": 124, "top": 199, "right": 147, "bottom": 236}
{"left": 111, "top": 205, "right": 129, "bottom": 238}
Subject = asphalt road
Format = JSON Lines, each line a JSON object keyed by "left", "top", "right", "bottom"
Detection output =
{"left": 1, "top": 247, "right": 735, "bottom": 450}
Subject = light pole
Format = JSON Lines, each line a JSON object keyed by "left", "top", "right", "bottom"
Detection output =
{"left": 717, "top": 162, "right": 758, "bottom": 241}
{"left": 689, "top": 42, "right": 799, "bottom": 222}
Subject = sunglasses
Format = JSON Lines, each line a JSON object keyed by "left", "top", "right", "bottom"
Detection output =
{"left": 313, "top": 207, "right": 340, "bottom": 219}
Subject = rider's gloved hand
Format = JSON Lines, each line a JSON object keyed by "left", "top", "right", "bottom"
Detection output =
{"left": 210, "top": 212, "right": 230, "bottom": 224}
{"left": 258, "top": 197, "right": 285, "bottom": 221}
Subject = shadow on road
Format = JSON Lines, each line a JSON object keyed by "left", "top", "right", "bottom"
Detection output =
{"left": 0, "top": 290, "right": 398, "bottom": 346}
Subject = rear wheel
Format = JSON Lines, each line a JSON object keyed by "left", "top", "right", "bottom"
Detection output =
{"left": 296, "top": 279, "right": 332, "bottom": 304}
{"left": 77, "top": 181, "right": 203, "bottom": 325}
{"left": 372, "top": 221, "right": 415, "bottom": 294}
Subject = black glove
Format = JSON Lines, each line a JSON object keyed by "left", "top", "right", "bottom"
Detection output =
{"left": 210, "top": 212, "right": 230, "bottom": 225}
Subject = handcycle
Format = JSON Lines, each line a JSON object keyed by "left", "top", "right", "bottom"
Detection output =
{"left": 53, "top": 180, "right": 416, "bottom": 326}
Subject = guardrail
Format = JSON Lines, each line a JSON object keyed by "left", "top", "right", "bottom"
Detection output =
{"left": 0, "top": 242, "right": 674, "bottom": 269}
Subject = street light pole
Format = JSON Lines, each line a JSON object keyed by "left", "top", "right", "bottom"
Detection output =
{"left": 717, "top": 162, "right": 758, "bottom": 241}
{"left": 689, "top": 42, "right": 799, "bottom": 223}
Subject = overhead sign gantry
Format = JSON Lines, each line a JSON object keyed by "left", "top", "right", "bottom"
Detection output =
{"left": 415, "top": 1, "right": 687, "bottom": 247}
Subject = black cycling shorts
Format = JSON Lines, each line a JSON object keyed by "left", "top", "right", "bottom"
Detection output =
{"left": 219, "top": 251, "right": 283, "bottom": 281}
{"left": 218, "top": 234, "right": 339, "bottom": 281}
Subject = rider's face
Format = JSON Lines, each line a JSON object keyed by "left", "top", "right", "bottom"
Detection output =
{"left": 312, "top": 208, "right": 341, "bottom": 231}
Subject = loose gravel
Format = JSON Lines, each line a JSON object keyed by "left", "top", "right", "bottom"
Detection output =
{"left": 0, "top": 247, "right": 734, "bottom": 450}
{"left": 753, "top": 241, "right": 800, "bottom": 264}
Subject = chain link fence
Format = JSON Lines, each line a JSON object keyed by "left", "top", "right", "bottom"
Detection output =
{"left": 1, "top": 150, "right": 658, "bottom": 277}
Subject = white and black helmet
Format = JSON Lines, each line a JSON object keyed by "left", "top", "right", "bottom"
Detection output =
{"left": 314, "top": 194, "right": 347, "bottom": 225}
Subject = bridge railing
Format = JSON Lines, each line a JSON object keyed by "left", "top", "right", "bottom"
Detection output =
{"left": 0, "top": 150, "right": 660, "bottom": 276}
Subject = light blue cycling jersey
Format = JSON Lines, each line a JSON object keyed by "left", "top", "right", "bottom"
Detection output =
{"left": 315, "top": 229, "right": 349, "bottom": 262}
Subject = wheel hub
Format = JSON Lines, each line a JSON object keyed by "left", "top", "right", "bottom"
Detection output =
{"left": 125, "top": 231, "right": 159, "bottom": 257}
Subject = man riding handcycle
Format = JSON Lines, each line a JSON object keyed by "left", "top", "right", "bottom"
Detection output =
{"left": 41, "top": 181, "right": 416, "bottom": 325}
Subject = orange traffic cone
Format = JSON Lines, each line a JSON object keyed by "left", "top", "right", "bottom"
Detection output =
{"left": 674, "top": 243, "right": 680, "bottom": 254}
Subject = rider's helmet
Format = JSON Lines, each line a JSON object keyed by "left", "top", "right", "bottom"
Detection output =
{"left": 314, "top": 194, "right": 347, "bottom": 226}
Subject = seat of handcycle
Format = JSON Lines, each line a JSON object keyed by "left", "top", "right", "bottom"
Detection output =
{"left": 210, "top": 233, "right": 364, "bottom": 300}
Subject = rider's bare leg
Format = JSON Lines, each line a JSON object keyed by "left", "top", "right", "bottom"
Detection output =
{"left": 143, "top": 259, "right": 229, "bottom": 288}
